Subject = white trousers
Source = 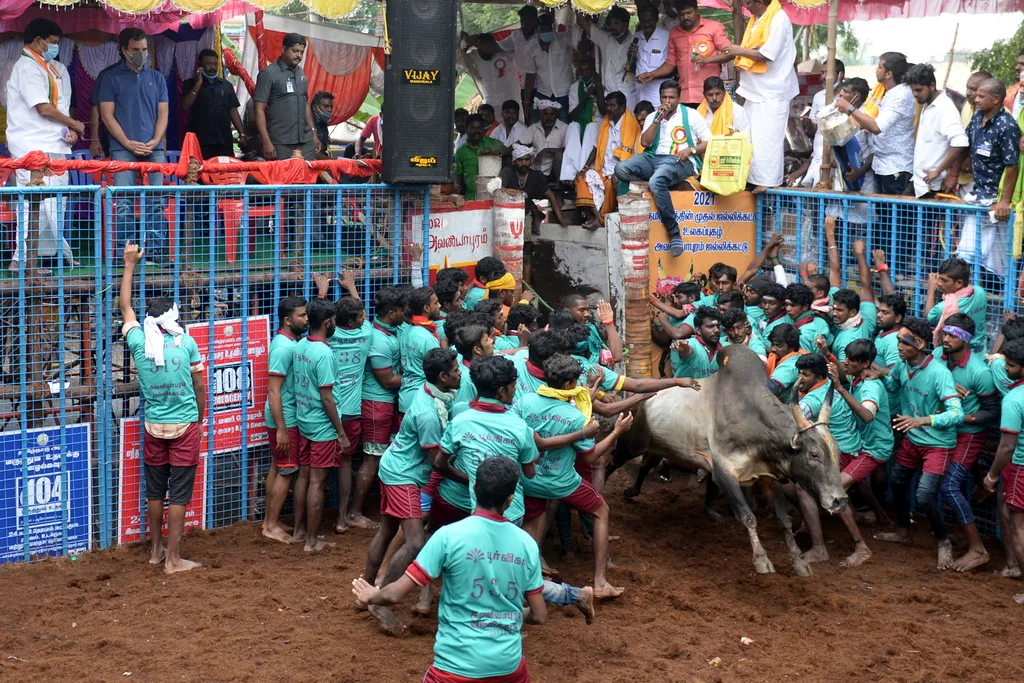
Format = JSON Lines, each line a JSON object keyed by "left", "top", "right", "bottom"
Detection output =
{"left": 743, "top": 98, "right": 791, "bottom": 188}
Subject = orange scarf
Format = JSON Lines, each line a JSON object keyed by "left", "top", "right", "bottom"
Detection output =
{"left": 595, "top": 110, "right": 641, "bottom": 174}
{"left": 766, "top": 349, "right": 806, "bottom": 377}
{"left": 22, "top": 48, "right": 59, "bottom": 108}
{"left": 861, "top": 82, "right": 886, "bottom": 118}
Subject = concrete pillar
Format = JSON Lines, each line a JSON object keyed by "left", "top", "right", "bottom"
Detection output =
{"left": 492, "top": 188, "right": 526, "bottom": 284}
{"left": 617, "top": 185, "right": 653, "bottom": 378}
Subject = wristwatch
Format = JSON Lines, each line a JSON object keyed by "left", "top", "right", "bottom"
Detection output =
{"left": 846, "top": 104, "right": 856, "bottom": 114}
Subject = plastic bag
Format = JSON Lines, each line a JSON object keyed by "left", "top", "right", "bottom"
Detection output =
{"left": 699, "top": 133, "right": 752, "bottom": 196}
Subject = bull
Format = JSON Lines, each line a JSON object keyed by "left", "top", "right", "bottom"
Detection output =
{"left": 611, "top": 344, "right": 848, "bottom": 577}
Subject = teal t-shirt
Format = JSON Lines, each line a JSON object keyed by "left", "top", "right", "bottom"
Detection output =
{"left": 760, "top": 313, "right": 793, "bottom": 343}
{"left": 494, "top": 334, "right": 521, "bottom": 352}
{"left": 852, "top": 378, "right": 892, "bottom": 461}
{"left": 437, "top": 398, "right": 540, "bottom": 521}
{"left": 798, "top": 381, "right": 830, "bottom": 420}
{"left": 927, "top": 287, "right": 988, "bottom": 352}
{"left": 574, "top": 354, "right": 624, "bottom": 393}
{"left": 126, "top": 326, "right": 201, "bottom": 424}
{"left": 411, "top": 514, "right": 543, "bottom": 679}
{"left": 696, "top": 292, "right": 719, "bottom": 308}
{"left": 513, "top": 393, "right": 595, "bottom": 499}
{"left": 671, "top": 338, "right": 720, "bottom": 379}
{"left": 454, "top": 359, "right": 479, "bottom": 405}
{"left": 398, "top": 324, "right": 441, "bottom": 412}
{"left": 831, "top": 302, "right": 878, "bottom": 362}
{"left": 462, "top": 285, "right": 486, "bottom": 310}
{"left": 722, "top": 333, "right": 766, "bottom": 358}
{"left": 1000, "top": 384, "right": 1024, "bottom": 465}
{"left": 436, "top": 312, "right": 447, "bottom": 342}
{"left": 874, "top": 328, "right": 902, "bottom": 411}
{"left": 329, "top": 320, "right": 372, "bottom": 418}
{"left": 265, "top": 331, "right": 299, "bottom": 429}
{"left": 770, "top": 351, "right": 804, "bottom": 394}
{"left": 793, "top": 311, "right": 832, "bottom": 353}
{"left": 361, "top": 319, "right": 401, "bottom": 403}
{"left": 746, "top": 304, "right": 766, "bottom": 331}
{"left": 940, "top": 349, "right": 997, "bottom": 434}
{"left": 378, "top": 385, "right": 446, "bottom": 488}
{"left": 891, "top": 355, "right": 960, "bottom": 448}
{"left": 293, "top": 337, "right": 340, "bottom": 442}
{"left": 991, "top": 355, "right": 1014, "bottom": 396}
{"left": 826, "top": 383, "right": 863, "bottom": 456}
{"left": 512, "top": 355, "right": 546, "bottom": 398}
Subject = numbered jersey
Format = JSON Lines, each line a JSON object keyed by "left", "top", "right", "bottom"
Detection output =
{"left": 409, "top": 512, "right": 543, "bottom": 679}
{"left": 125, "top": 326, "right": 202, "bottom": 424}
{"left": 329, "top": 321, "right": 372, "bottom": 418}
{"left": 292, "top": 336, "right": 340, "bottom": 442}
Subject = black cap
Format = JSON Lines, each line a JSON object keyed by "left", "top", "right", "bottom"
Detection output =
{"left": 518, "top": 5, "right": 538, "bottom": 17}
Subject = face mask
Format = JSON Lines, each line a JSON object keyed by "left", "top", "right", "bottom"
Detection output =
{"left": 315, "top": 109, "right": 331, "bottom": 123}
{"left": 128, "top": 50, "right": 147, "bottom": 69}
{"left": 203, "top": 71, "right": 218, "bottom": 80}
{"left": 45, "top": 43, "right": 59, "bottom": 61}
{"left": 539, "top": 31, "right": 555, "bottom": 44}
{"left": 613, "top": 30, "right": 627, "bottom": 39}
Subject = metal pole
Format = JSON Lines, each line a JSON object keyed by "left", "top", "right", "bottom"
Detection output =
{"left": 820, "top": 0, "right": 839, "bottom": 188}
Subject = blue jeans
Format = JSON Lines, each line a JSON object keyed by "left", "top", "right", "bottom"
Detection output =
{"left": 890, "top": 460, "right": 948, "bottom": 540}
{"left": 942, "top": 462, "right": 975, "bottom": 526}
{"left": 112, "top": 148, "right": 167, "bottom": 259}
{"left": 542, "top": 580, "right": 579, "bottom": 606}
{"left": 614, "top": 154, "right": 696, "bottom": 241}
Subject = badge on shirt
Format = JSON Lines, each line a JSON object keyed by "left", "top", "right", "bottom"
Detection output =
{"left": 286, "top": 80, "right": 295, "bottom": 94}
{"left": 977, "top": 142, "right": 992, "bottom": 158}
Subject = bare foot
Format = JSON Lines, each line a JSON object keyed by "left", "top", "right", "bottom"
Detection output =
{"left": 1014, "top": 593, "right": 1024, "bottom": 605}
{"left": 1000, "top": 565, "right": 1022, "bottom": 578}
{"left": 346, "top": 514, "right": 379, "bottom": 530}
{"left": 593, "top": 582, "right": 624, "bottom": 600}
{"left": 164, "top": 558, "right": 201, "bottom": 575}
{"left": 290, "top": 529, "right": 307, "bottom": 545}
{"left": 937, "top": 539, "right": 954, "bottom": 570}
{"left": 575, "top": 586, "right": 596, "bottom": 624}
{"left": 335, "top": 523, "right": 348, "bottom": 534}
{"left": 800, "top": 546, "right": 829, "bottom": 564}
{"left": 304, "top": 536, "right": 334, "bottom": 552}
{"left": 368, "top": 605, "right": 406, "bottom": 635}
{"left": 751, "top": 185, "right": 770, "bottom": 195}
{"left": 840, "top": 543, "right": 871, "bottom": 567}
{"left": 411, "top": 600, "right": 432, "bottom": 617}
{"left": 952, "top": 548, "right": 989, "bottom": 573}
{"left": 149, "top": 547, "right": 167, "bottom": 565}
{"left": 874, "top": 530, "right": 910, "bottom": 544}
{"left": 262, "top": 525, "right": 293, "bottom": 544}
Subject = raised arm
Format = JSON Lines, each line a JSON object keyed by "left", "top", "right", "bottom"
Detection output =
{"left": 119, "top": 241, "right": 142, "bottom": 328}
{"left": 871, "top": 248, "right": 895, "bottom": 294}
{"left": 739, "top": 232, "right": 784, "bottom": 284}
{"left": 583, "top": 412, "right": 633, "bottom": 463}
{"left": 596, "top": 301, "right": 623, "bottom": 364}
{"left": 853, "top": 239, "right": 874, "bottom": 303}
{"left": 823, "top": 216, "right": 842, "bottom": 289}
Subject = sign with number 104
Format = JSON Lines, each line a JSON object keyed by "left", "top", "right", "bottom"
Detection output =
{"left": 0, "top": 424, "right": 92, "bottom": 564}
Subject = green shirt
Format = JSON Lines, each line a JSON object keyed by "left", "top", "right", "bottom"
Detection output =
{"left": 513, "top": 393, "right": 595, "bottom": 499}
{"left": 890, "top": 355, "right": 962, "bottom": 448}
{"left": 438, "top": 398, "right": 539, "bottom": 521}
{"left": 941, "top": 349, "right": 997, "bottom": 434}
{"left": 769, "top": 351, "right": 803, "bottom": 395}
{"left": 573, "top": 354, "right": 625, "bottom": 393}
{"left": 329, "top": 320, "right": 372, "bottom": 418}
{"left": 852, "top": 378, "right": 892, "bottom": 461}
{"left": 293, "top": 336, "right": 340, "bottom": 442}
{"left": 696, "top": 292, "right": 719, "bottom": 308}
{"left": 991, "top": 355, "right": 1014, "bottom": 396}
{"left": 265, "top": 330, "right": 299, "bottom": 429}
{"left": 874, "top": 328, "right": 902, "bottom": 412}
{"left": 454, "top": 359, "right": 479, "bottom": 405}
{"left": 798, "top": 381, "right": 831, "bottom": 420}
{"left": 671, "top": 338, "right": 720, "bottom": 379}
{"left": 825, "top": 382, "right": 863, "bottom": 456}
{"left": 746, "top": 304, "right": 766, "bottom": 331}
{"left": 927, "top": 286, "right": 988, "bottom": 352}
{"left": 493, "top": 334, "right": 521, "bottom": 352}
{"left": 398, "top": 324, "right": 441, "bottom": 412}
{"left": 462, "top": 284, "right": 486, "bottom": 310}
{"left": 410, "top": 513, "right": 543, "bottom": 679}
{"left": 831, "top": 302, "right": 878, "bottom": 362}
{"left": 125, "top": 326, "right": 201, "bottom": 424}
{"left": 793, "top": 310, "right": 832, "bottom": 353}
{"left": 454, "top": 137, "right": 503, "bottom": 200}
{"left": 512, "top": 355, "right": 546, "bottom": 399}
{"left": 1000, "top": 383, "right": 1024, "bottom": 465}
{"left": 361, "top": 319, "right": 401, "bottom": 403}
{"left": 722, "top": 333, "right": 766, "bottom": 358}
{"left": 583, "top": 323, "right": 605, "bottom": 364}
{"left": 378, "top": 385, "right": 446, "bottom": 488}
{"left": 760, "top": 313, "right": 793, "bottom": 343}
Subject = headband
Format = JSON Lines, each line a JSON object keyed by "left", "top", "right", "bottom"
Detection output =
{"left": 943, "top": 325, "right": 973, "bottom": 343}
{"left": 512, "top": 142, "right": 534, "bottom": 161}
{"left": 897, "top": 328, "right": 926, "bottom": 350}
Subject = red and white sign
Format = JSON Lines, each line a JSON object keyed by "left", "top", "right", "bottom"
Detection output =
{"left": 410, "top": 201, "right": 494, "bottom": 284}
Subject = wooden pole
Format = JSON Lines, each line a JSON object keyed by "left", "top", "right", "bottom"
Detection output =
{"left": 942, "top": 23, "right": 960, "bottom": 89}
{"left": 819, "top": 0, "right": 839, "bottom": 188}
{"left": 802, "top": 26, "right": 811, "bottom": 62}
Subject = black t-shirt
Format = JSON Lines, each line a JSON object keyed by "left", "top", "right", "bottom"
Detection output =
{"left": 183, "top": 77, "right": 241, "bottom": 149}
{"left": 500, "top": 166, "right": 548, "bottom": 201}
{"left": 315, "top": 119, "right": 330, "bottom": 154}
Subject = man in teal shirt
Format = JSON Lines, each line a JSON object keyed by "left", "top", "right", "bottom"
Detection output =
{"left": 670, "top": 307, "right": 722, "bottom": 379}
{"left": 926, "top": 257, "right": 988, "bottom": 352}
{"left": 785, "top": 283, "right": 831, "bottom": 353}
{"left": 758, "top": 282, "right": 792, "bottom": 344}
{"left": 120, "top": 241, "right": 205, "bottom": 575}
{"left": 361, "top": 348, "right": 462, "bottom": 633}
{"left": 463, "top": 256, "right": 505, "bottom": 311}
{"left": 263, "top": 295, "right": 308, "bottom": 545}
{"left": 721, "top": 308, "right": 767, "bottom": 361}
{"left": 452, "top": 323, "right": 493, "bottom": 406}
{"left": 875, "top": 317, "right": 963, "bottom": 570}
{"left": 398, "top": 287, "right": 442, "bottom": 413}
{"left": 352, "top": 456, "right": 546, "bottom": 680}
{"left": 766, "top": 324, "right": 805, "bottom": 398}
{"left": 433, "top": 277, "right": 463, "bottom": 342}
{"left": 827, "top": 240, "right": 878, "bottom": 362}
{"left": 293, "top": 298, "right": 349, "bottom": 552}
{"left": 874, "top": 291, "right": 906, "bottom": 414}
{"left": 454, "top": 114, "right": 503, "bottom": 201}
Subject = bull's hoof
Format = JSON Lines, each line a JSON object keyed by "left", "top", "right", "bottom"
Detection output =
{"left": 753, "top": 555, "right": 775, "bottom": 574}
{"left": 791, "top": 558, "right": 813, "bottom": 577}
{"left": 704, "top": 507, "right": 728, "bottom": 524}
{"left": 623, "top": 486, "right": 641, "bottom": 499}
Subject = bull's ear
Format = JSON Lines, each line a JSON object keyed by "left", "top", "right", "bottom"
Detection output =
{"left": 818, "top": 384, "right": 835, "bottom": 425}
{"left": 790, "top": 433, "right": 800, "bottom": 450}
{"left": 789, "top": 402, "right": 813, "bottom": 431}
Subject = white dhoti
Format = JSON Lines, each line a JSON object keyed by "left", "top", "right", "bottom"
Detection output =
{"left": 12, "top": 163, "right": 75, "bottom": 264}
{"left": 743, "top": 98, "right": 790, "bottom": 187}
{"left": 957, "top": 196, "right": 1007, "bottom": 278}
{"left": 559, "top": 121, "right": 599, "bottom": 182}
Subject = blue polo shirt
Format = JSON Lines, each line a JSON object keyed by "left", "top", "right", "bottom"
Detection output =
{"left": 97, "top": 63, "right": 168, "bottom": 153}
{"left": 966, "top": 108, "right": 1020, "bottom": 201}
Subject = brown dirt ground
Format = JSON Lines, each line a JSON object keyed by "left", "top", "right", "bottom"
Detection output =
{"left": 1, "top": 468, "right": 1023, "bottom": 683}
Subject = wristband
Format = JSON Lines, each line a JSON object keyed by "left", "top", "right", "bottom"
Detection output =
{"left": 876, "top": 263, "right": 888, "bottom": 273}
{"left": 985, "top": 472, "right": 998, "bottom": 486}
{"left": 519, "top": 299, "right": 530, "bottom": 305}
{"left": 601, "top": 319, "right": 614, "bottom": 325}
{"left": 596, "top": 390, "right": 606, "bottom": 400}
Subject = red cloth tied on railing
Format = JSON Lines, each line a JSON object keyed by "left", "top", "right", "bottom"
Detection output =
{"left": 222, "top": 47, "right": 256, "bottom": 97}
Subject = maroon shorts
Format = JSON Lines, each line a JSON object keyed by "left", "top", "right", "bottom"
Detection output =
{"left": 299, "top": 434, "right": 340, "bottom": 469}
{"left": 524, "top": 496, "right": 551, "bottom": 521}
{"left": 423, "top": 470, "right": 444, "bottom": 497}
{"left": 266, "top": 425, "right": 301, "bottom": 468}
{"left": 562, "top": 478, "right": 605, "bottom": 514}
{"left": 950, "top": 431, "right": 986, "bottom": 469}
{"left": 361, "top": 399, "right": 400, "bottom": 453}
{"left": 1002, "top": 462, "right": 1024, "bottom": 513}
{"left": 895, "top": 439, "right": 950, "bottom": 476}
{"left": 341, "top": 417, "right": 361, "bottom": 457}
{"left": 143, "top": 421, "right": 201, "bottom": 467}
{"left": 430, "top": 494, "right": 469, "bottom": 528}
{"left": 380, "top": 482, "right": 423, "bottom": 519}
{"left": 840, "top": 452, "right": 884, "bottom": 481}
{"left": 424, "top": 656, "right": 529, "bottom": 683}
{"left": 574, "top": 452, "right": 594, "bottom": 483}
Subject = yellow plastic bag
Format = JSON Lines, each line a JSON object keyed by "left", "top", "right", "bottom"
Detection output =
{"left": 699, "top": 133, "right": 752, "bottom": 196}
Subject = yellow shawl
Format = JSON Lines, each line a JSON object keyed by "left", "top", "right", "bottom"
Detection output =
{"left": 861, "top": 82, "right": 886, "bottom": 118}
{"left": 595, "top": 109, "right": 642, "bottom": 173}
{"left": 735, "top": 0, "right": 782, "bottom": 74}
{"left": 537, "top": 384, "right": 593, "bottom": 423}
{"left": 697, "top": 94, "right": 734, "bottom": 136}
{"left": 483, "top": 272, "right": 516, "bottom": 298}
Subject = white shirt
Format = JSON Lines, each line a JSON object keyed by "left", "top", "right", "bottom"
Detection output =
{"left": 601, "top": 116, "right": 623, "bottom": 177}
{"left": 6, "top": 52, "right": 72, "bottom": 157}
{"left": 634, "top": 27, "right": 671, "bottom": 106}
{"left": 454, "top": 132, "right": 467, "bottom": 154}
{"left": 735, "top": 8, "right": 799, "bottom": 103}
{"left": 584, "top": 24, "right": 636, "bottom": 98}
{"left": 659, "top": 15, "right": 680, "bottom": 32}
{"left": 496, "top": 30, "right": 536, "bottom": 85}
{"left": 809, "top": 89, "right": 829, "bottom": 163}
{"left": 870, "top": 82, "right": 916, "bottom": 177}
{"left": 703, "top": 101, "right": 750, "bottom": 133}
{"left": 913, "top": 92, "right": 969, "bottom": 197}
{"left": 524, "top": 119, "right": 568, "bottom": 174}
{"left": 1013, "top": 88, "right": 1024, "bottom": 120}
{"left": 642, "top": 105, "right": 712, "bottom": 156}
{"left": 491, "top": 120, "right": 528, "bottom": 147}
{"left": 567, "top": 78, "right": 600, "bottom": 124}
{"left": 525, "top": 33, "right": 575, "bottom": 98}
{"left": 464, "top": 49, "right": 521, "bottom": 114}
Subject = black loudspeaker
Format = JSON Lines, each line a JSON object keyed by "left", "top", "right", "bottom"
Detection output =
{"left": 381, "top": 0, "right": 457, "bottom": 184}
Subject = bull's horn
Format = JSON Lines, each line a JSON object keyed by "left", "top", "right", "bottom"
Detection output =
{"left": 790, "top": 433, "right": 800, "bottom": 450}
{"left": 818, "top": 384, "right": 835, "bottom": 426}
{"left": 789, "top": 402, "right": 813, "bottom": 431}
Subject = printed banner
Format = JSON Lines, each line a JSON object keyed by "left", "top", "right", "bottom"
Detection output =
{"left": 0, "top": 424, "right": 92, "bottom": 564}
{"left": 648, "top": 190, "right": 757, "bottom": 287}
{"left": 410, "top": 201, "right": 494, "bottom": 283}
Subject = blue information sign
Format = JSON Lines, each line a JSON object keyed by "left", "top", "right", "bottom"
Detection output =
{"left": 0, "top": 424, "right": 92, "bottom": 564}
